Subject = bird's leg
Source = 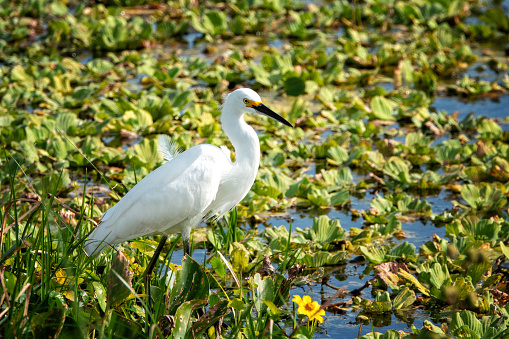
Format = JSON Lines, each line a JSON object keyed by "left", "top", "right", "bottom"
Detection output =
{"left": 183, "top": 238, "right": 190, "bottom": 257}
{"left": 144, "top": 235, "right": 168, "bottom": 309}
{"left": 144, "top": 235, "right": 168, "bottom": 281}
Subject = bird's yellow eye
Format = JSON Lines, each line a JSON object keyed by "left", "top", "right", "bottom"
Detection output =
{"left": 243, "top": 98, "right": 261, "bottom": 107}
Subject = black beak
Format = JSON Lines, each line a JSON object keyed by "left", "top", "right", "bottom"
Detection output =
{"left": 253, "top": 103, "right": 293, "bottom": 128}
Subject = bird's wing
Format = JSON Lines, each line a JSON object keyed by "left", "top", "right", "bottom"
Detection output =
{"left": 203, "top": 173, "right": 243, "bottom": 221}
{"left": 85, "top": 144, "right": 231, "bottom": 255}
{"left": 219, "top": 145, "right": 231, "bottom": 160}
{"left": 158, "top": 135, "right": 181, "bottom": 163}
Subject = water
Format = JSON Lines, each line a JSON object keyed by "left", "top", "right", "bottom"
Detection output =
{"left": 464, "top": 61, "right": 501, "bottom": 82}
{"left": 183, "top": 32, "right": 203, "bottom": 49}
{"left": 169, "top": 248, "right": 207, "bottom": 266}
{"left": 431, "top": 95, "right": 509, "bottom": 122}
{"left": 254, "top": 186, "right": 454, "bottom": 337}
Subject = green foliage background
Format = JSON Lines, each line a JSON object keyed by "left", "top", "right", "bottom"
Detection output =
{"left": 1, "top": 0, "right": 509, "bottom": 338}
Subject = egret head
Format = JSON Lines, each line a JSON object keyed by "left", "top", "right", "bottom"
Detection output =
{"left": 224, "top": 88, "right": 293, "bottom": 127}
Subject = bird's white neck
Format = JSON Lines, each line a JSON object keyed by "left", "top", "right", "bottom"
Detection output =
{"left": 221, "top": 106, "right": 260, "bottom": 174}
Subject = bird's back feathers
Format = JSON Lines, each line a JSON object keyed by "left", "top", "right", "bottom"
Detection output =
{"left": 84, "top": 144, "right": 232, "bottom": 256}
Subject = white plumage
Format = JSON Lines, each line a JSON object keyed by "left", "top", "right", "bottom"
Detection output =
{"left": 84, "top": 88, "right": 292, "bottom": 256}
{"left": 158, "top": 134, "right": 181, "bottom": 163}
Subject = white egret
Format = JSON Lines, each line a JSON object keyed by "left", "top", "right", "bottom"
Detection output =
{"left": 84, "top": 88, "right": 292, "bottom": 273}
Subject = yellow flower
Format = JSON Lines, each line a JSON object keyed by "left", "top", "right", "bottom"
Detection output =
{"left": 292, "top": 295, "right": 326, "bottom": 323}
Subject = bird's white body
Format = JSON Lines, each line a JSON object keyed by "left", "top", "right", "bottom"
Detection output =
{"left": 84, "top": 88, "right": 288, "bottom": 256}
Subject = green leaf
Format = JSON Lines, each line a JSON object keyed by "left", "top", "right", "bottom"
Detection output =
{"left": 298, "top": 251, "right": 347, "bottom": 267}
{"left": 92, "top": 282, "right": 107, "bottom": 312}
{"left": 369, "top": 291, "right": 392, "bottom": 312}
{"left": 284, "top": 77, "right": 306, "bottom": 96}
{"left": 500, "top": 242, "right": 509, "bottom": 259}
{"left": 370, "top": 96, "right": 396, "bottom": 121}
{"left": 210, "top": 256, "right": 226, "bottom": 279}
{"left": 168, "top": 255, "right": 209, "bottom": 315}
{"left": 203, "top": 11, "right": 228, "bottom": 35}
{"left": 2, "top": 271, "right": 17, "bottom": 294}
{"left": 435, "top": 140, "right": 462, "bottom": 164}
{"left": 123, "top": 108, "right": 153, "bottom": 131}
{"left": 307, "top": 187, "right": 330, "bottom": 206}
{"left": 383, "top": 157, "right": 411, "bottom": 185}
{"left": 477, "top": 118, "right": 502, "bottom": 140}
{"left": 88, "top": 59, "right": 114, "bottom": 75}
{"left": 327, "top": 146, "right": 348, "bottom": 164}
{"left": 191, "top": 299, "right": 230, "bottom": 337}
{"left": 392, "top": 287, "right": 416, "bottom": 310}
{"left": 398, "top": 270, "right": 429, "bottom": 296}
{"left": 306, "top": 215, "right": 346, "bottom": 244}
{"left": 387, "top": 242, "right": 415, "bottom": 260}
{"left": 133, "top": 138, "right": 159, "bottom": 166}
{"left": 172, "top": 299, "right": 206, "bottom": 339}
{"left": 461, "top": 184, "right": 481, "bottom": 209}
{"left": 129, "top": 239, "right": 159, "bottom": 255}
{"left": 19, "top": 140, "right": 39, "bottom": 164}
{"left": 360, "top": 246, "right": 387, "bottom": 264}
{"left": 56, "top": 113, "right": 78, "bottom": 135}
{"left": 190, "top": 10, "right": 228, "bottom": 36}
{"left": 250, "top": 62, "right": 271, "bottom": 87}
{"left": 228, "top": 298, "right": 246, "bottom": 311}
{"left": 33, "top": 171, "right": 71, "bottom": 198}
{"left": 450, "top": 310, "right": 483, "bottom": 337}
{"left": 262, "top": 300, "right": 281, "bottom": 317}
{"left": 331, "top": 190, "right": 349, "bottom": 206}
{"left": 429, "top": 262, "right": 450, "bottom": 289}
{"left": 11, "top": 65, "right": 33, "bottom": 83}
{"left": 230, "top": 242, "right": 249, "bottom": 273}
{"left": 479, "top": 8, "right": 509, "bottom": 32}
{"left": 49, "top": 2, "right": 68, "bottom": 15}
{"left": 252, "top": 273, "right": 275, "bottom": 314}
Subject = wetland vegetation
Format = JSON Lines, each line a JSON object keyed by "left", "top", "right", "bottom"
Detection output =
{"left": 1, "top": 0, "right": 509, "bottom": 338}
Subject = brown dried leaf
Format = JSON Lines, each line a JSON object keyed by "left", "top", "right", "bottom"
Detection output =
{"left": 288, "top": 263, "right": 306, "bottom": 280}
{"left": 120, "top": 129, "right": 138, "bottom": 140}
{"left": 107, "top": 250, "right": 134, "bottom": 305}
{"left": 490, "top": 289, "right": 509, "bottom": 305}
{"left": 59, "top": 209, "right": 76, "bottom": 227}
{"left": 258, "top": 255, "right": 275, "bottom": 277}
{"left": 374, "top": 261, "right": 410, "bottom": 287}
{"left": 158, "top": 315, "right": 175, "bottom": 338}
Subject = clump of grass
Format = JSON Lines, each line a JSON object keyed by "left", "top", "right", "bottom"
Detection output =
{"left": 0, "top": 150, "right": 327, "bottom": 338}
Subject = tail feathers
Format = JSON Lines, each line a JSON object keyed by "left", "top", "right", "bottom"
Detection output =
{"left": 84, "top": 238, "right": 110, "bottom": 257}
{"left": 84, "top": 227, "right": 116, "bottom": 257}
{"left": 158, "top": 135, "right": 181, "bottom": 163}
